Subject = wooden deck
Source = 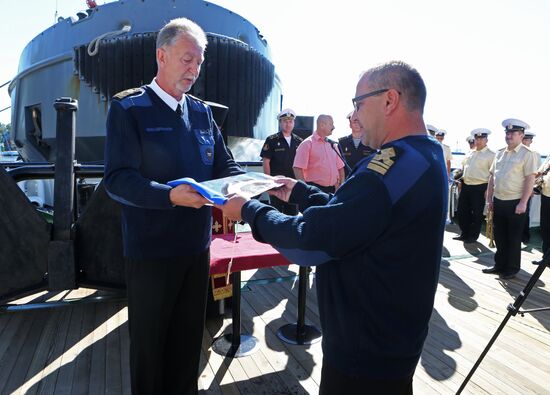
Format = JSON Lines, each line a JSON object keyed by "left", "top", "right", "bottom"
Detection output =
{"left": 1, "top": 225, "right": 550, "bottom": 394}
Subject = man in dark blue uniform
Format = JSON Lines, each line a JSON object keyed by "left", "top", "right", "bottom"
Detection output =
{"left": 218, "top": 61, "right": 447, "bottom": 394}
{"left": 260, "top": 108, "right": 303, "bottom": 214}
{"left": 104, "top": 18, "right": 242, "bottom": 394}
{"left": 338, "top": 111, "right": 375, "bottom": 177}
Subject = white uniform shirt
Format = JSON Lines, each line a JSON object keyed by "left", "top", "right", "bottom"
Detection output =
{"left": 463, "top": 147, "right": 495, "bottom": 185}
{"left": 490, "top": 144, "right": 538, "bottom": 200}
{"left": 442, "top": 143, "right": 453, "bottom": 163}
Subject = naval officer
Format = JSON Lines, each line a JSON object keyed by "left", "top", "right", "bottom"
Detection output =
{"left": 338, "top": 111, "right": 376, "bottom": 177}
{"left": 521, "top": 130, "right": 541, "bottom": 243}
{"left": 260, "top": 108, "right": 303, "bottom": 214}
{"left": 218, "top": 61, "right": 447, "bottom": 394}
{"left": 104, "top": 18, "right": 242, "bottom": 393}
{"left": 483, "top": 118, "right": 537, "bottom": 279}
{"left": 454, "top": 128, "right": 495, "bottom": 243}
{"left": 466, "top": 135, "right": 475, "bottom": 151}
{"left": 434, "top": 128, "right": 453, "bottom": 176}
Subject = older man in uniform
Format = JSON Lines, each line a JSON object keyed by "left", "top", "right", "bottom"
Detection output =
{"left": 293, "top": 114, "right": 345, "bottom": 193}
{"left": 483, "top": 119, "right": 537, "bottom": 279}
{"left": 454, "top": 128, "right": 495, "bottom": 243}
{"left": 338, "top": 111, "right": 376, "bottom": 178}
{"left": 218, "top": 61, "right": 447, "bottom": 394}
{"left": 434, "top": 128, "right": 453, "bottom": 176}
{"left": 260, "top": 108, "right": 303, "bottom": 214}
{"left": 104, "top": 18, "right": 242, "bottom": 393}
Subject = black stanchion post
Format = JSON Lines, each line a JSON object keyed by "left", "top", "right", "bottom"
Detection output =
{"left": 48, "top": 97, "right": 78, "bottom": 291}
{"left": 212, "top": 271, "right": 260, "bottom": 357}
{"left": 277, "top": 266, "right": 322, "bottom": 345}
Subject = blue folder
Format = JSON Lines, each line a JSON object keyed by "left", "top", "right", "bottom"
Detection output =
{"left": 167, "top": 177, "right": 227, "bottom": 205}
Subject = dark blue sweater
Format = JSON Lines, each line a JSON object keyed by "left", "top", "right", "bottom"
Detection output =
{"left": 104, "top": 86, "right": 242, "bottom": 259}
{"left": 242, "top": 135, "right": 447, "bottom": 379}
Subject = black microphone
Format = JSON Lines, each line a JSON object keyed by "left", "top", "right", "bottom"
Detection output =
{"left": 324, "top": 137, "right": 352, "bottom": 173}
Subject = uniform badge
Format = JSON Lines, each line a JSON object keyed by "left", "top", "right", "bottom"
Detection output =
{"left": 277, "top": 142, "right": 280, "bottom": 146}
{"left": 263, "top": 143, "right": 269, "bottom": 151}
{"left": 368, "top": 147, "right": 397, "bottom": 175}
{"left": 206, "top": 148, "right": 213, "bottom": 159}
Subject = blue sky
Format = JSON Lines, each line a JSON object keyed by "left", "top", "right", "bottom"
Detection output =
{"left": 1, "top": 0, "right": 549, "bottom": 154}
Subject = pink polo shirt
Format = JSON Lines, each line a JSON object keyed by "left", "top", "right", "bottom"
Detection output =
{"left": 293, "top": 131, "right": 345, "bottom": 187}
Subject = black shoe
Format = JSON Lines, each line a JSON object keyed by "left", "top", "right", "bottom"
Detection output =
{"left": 532, "top": 259, "right": 541, "bottom": 265}
{"left": 453, "top": 235, "right": 466, "bottom": 241}
{"left": 499, "top": 272, "right": 518, "bottom": 280}
{"left": 482, "top": 266, "right": 501, "bottom": 274}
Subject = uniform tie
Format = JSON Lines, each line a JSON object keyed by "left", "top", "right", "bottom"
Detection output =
{"left": 175, "top": 104, "right": 182, "bottom": 117}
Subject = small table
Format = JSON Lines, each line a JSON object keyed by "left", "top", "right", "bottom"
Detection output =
{"left": 209, "top": 232, "right": 290, "bottom": 357}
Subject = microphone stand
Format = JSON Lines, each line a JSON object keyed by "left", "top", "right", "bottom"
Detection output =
{"left": 325, "top": 137, "right": 352, "bottom": 174}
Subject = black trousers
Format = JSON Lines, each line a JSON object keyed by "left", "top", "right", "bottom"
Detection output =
{"left": 309, "top": 182, "right": 336, "bottom": 194}
{"left": 269, "top": 195, "right": 299, "bottom": 215}
{"left": 540, "top": 194, "right": 550, "bottom": 254}
{"left": 456, "top": 182, "right": 487, "bottom": 241}
{"left": 319, "top": 360, "right": 413, "bottom": 395}
{"left": 126, "top": 251, "right": 210, "bottom": 395}
{"left": 522, "top": 197, "right": 532, "bottom": 243}
{"left": 493, "top": 198, "right": 526, "bottom": 274}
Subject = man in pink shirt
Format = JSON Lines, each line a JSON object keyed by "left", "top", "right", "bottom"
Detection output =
{"left": 293, "top": 114, "right": 345, "bottom": 193}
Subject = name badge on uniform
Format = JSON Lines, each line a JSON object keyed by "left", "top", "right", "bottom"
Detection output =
{"left": 145, "top": 127, "right": 173, "bottom": 132}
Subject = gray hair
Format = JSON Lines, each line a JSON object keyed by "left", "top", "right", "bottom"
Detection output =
{"left": 361, "top": 61, "right": 426, "bottom": 113}
{"left": 156, "top": 17, "right": 208, "bottom": 50}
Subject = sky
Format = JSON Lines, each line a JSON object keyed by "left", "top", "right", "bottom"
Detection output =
{"left": 1, "top": 0, "right": 550, "bottom": 154}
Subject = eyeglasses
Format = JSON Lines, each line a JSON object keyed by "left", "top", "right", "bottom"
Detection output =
{"left": 352, "top": 89, "right": 391, "bottom": 111}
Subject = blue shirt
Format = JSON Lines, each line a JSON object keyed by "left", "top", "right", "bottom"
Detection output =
{"left": 242, "top": 135, "right": 447, "bottom": 379}
{"left": 104, "top": 86, "right": 242, "bottom": 259}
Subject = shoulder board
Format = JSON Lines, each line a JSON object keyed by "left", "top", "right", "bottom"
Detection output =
{"left": 267, "top": 134, "right": 279, "bottom": 140}
{"left": 367, "top": 147, "right": 397, "bottom": 176}
{"left": 521, "top": 144, "right": 533, "bottom": 152}
{"left": 498, "top": 147, "right": 506, "bottom": 152}
{"left": 292, "top": 133, "right": 303, "bottom": 142}
{"left": 113, "top": 87, "right": 143, "bottom": 100}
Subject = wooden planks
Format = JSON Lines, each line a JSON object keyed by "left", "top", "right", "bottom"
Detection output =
{"left": 0, "top": 227, "right": 549, "bottom": 394}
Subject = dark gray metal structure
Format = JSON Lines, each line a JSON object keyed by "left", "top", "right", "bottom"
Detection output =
{"left": 8, "top": 0, "right": 282, "bottom": 163}
{"left": 1, "top": 0, "right": 283, "bottom": 302}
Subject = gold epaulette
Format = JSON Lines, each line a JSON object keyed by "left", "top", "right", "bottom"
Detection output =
{"left": 367, "top": 147, "right": 397, "bottom": 175}
{"left": 112, "top": 87, "right": 142, "bottom": 100}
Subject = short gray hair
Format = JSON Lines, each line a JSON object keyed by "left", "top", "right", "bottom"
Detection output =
{"left": 156, "top": 17, "right": 208, "bottom": 50}
{"left": 361, "top": 61, "right": 426, "bottom": 113}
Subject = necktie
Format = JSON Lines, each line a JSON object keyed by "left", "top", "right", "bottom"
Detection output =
{"left": 175, "top": 104, "right": 182, "bottom": 117}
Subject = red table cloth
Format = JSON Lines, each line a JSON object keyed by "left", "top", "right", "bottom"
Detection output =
{"left": 209, "top": 232, "right": 290, "bottom": 275}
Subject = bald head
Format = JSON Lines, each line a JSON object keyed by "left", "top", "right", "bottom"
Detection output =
{"left": 316, "top": 114, "right": 334, "bottom": 138}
